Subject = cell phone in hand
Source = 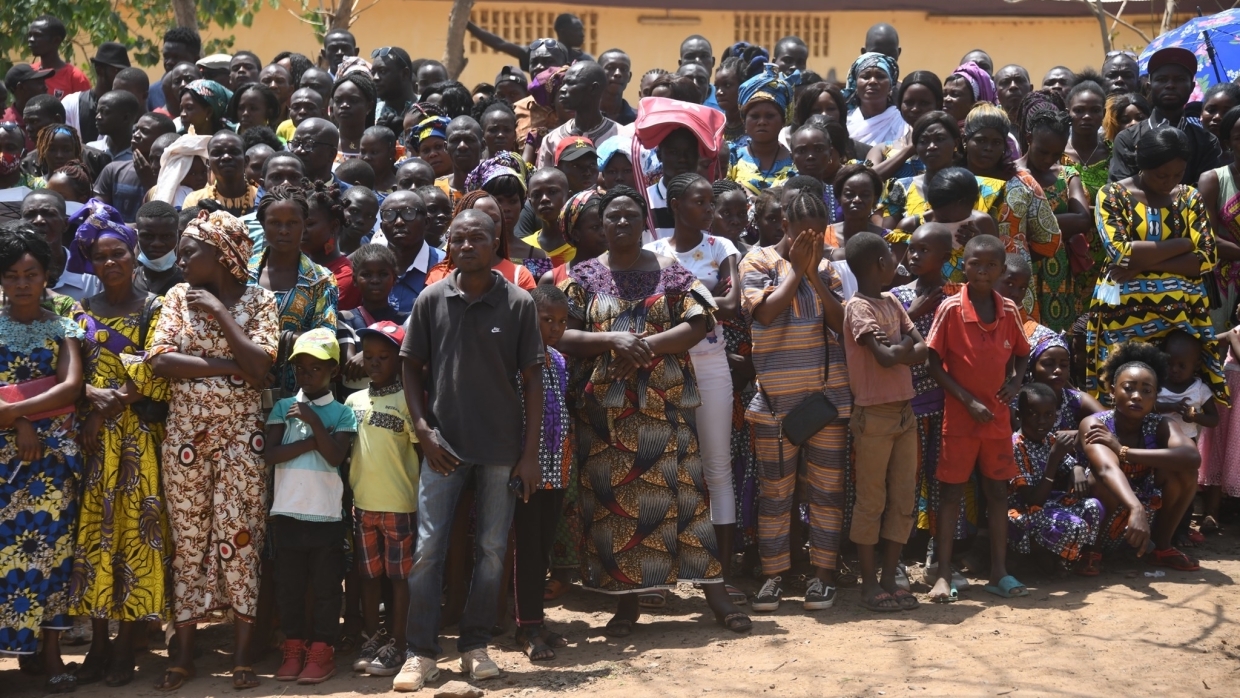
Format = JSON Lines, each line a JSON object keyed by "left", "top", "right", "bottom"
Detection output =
{"left": 508, "top": 476, "right": 523, "bottom": 495}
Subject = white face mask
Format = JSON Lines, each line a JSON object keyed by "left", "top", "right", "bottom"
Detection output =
{"left": 138, "top": 248, "right": 178, "bottom": 272}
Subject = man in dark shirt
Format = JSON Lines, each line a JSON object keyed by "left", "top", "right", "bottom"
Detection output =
{"left": 395, "top": 209, "right": 542, "bottom": 691}
{"left": 1109, "top": 47, "right": 1222, "bottom": 185}
{"left": 94, "top": 111, "right": 177, "bottom": 222}
{"left": 599, "top": 49, "right": 636, "bottom": 126}
{"left": 132, "top": 201, "right": 184, "bottom": 295}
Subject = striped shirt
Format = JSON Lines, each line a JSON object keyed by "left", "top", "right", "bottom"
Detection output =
{"left": 739, "top": 246, "right": 852, "bottom": 419}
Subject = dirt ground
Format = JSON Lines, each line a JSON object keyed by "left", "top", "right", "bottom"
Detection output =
{"left": 4, "top": 532, "right": 1240, "bottom": 698}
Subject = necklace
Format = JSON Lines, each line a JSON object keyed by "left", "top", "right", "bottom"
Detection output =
{"left": 1070, "top": 129, "right": 1104, "bottom": 165}
{"left": 606, "top": 249, "right": 643, "bottom": 271}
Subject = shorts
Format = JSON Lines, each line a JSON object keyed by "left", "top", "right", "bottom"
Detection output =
{"left": 354, "top": 509, "right": 416, "bottom": 579}
{"left": 937, "top": 435, "right": 1017, "bottom": 484}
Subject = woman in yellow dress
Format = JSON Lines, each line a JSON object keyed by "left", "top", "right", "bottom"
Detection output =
{"left": 66, "top": 204, "right": 171, "bottom": 687}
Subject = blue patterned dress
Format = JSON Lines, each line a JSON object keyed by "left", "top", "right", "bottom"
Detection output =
{"left": 1091, "top": 410, "right": 1164, "bottom": 552}
{"left": 0, "top": 313, "right": 84, "bottom": 654}
{"left": 1009, "top": 432, "right": 1104, "bottom": 564}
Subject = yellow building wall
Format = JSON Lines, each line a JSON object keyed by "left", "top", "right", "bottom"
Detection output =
{"left": 150, "top": 3, "right": 1156, "bottom": 90}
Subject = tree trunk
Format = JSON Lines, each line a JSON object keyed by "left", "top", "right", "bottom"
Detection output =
{"left": 444, "top": 0, "right": 475, "bottom": 80}
{"left": 332, "top": 0, "right": 358, "bottom": 30}
{"left": 1088, "top": 0, "right": 1112, "bottom": 54}
{"left": 1161, "top": 0, "right": 1177, "bottom": 36}
{"left": 172, "top": 0, "right": 197, "bottom": 29}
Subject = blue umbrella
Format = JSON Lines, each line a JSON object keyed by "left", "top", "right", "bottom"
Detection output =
{"left": 1139, "top": 8, "right": 1240, "bottom": 100}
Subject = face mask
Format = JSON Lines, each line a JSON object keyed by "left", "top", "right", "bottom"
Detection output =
{"left": 138, "top": 248, "right": 178, "bottom": 272}
{"left": 0, "top": 152, "right": 22, "bottom": 176}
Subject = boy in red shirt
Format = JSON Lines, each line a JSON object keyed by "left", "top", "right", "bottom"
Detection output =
{"left": 925, "top": 235, "right": 1030, "bottom": 602}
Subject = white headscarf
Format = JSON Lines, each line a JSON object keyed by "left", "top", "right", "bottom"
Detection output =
{"left": 152, "top": 134, "right": 209, "bottom": 206}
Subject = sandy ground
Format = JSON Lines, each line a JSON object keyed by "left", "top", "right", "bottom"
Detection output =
{"left": 3, "top": 533, "right": 1240, "bottom": 698}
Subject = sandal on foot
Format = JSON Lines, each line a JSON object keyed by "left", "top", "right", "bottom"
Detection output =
{"left": 544, "top": 579, "right": 570, "bottom": 601}
{"left": 862, "top": 590, "right": 902, "bottom": 612}
{"left": 232, "top": 666, "right": 260, "bottom": 690}
{"left": 725, "top": 584, "right": 748, "bottom": 606}
{"left": 154, "top": 666, "right": 193, "bottom": 692}
{"left": 541, "top": 630, "right": 568, "bottom": 648}
{"left": 983, "top": 575, "right": 1029, "bottom": 598}
{"left": 1201, "top": 515, "right": 1220, "bottom": 535}
{"left": 104, "top": 657, "right": 135, "bottom": 688}
{"left": 716, "top": 611, "right": 752, "bottom": 633}
{"left": 1150, "top": 546, "right": 1200, "bottom": 571}
{"left": 75, "top": 647, "right": 111, "bottom": 685}
{"left": 603, "top": 617, "right": 636, "bottom": 638}
{"left": 45, "top": 672, "right": 77, "bottom": 694}
{"left": 637, "top": 589, "right": 669, "bottom": 609}
{"left": 518, "top": 632, "right": 556, "bottom": 662}
{"left": 930, "top": 585, "right": 958, "bottom": 604}
{"left": 1076, "top": 552, "right": 1102, "bottom": 577}
{"left": 891, "top": 588, "right": 920, "bottom": 610}
{"left": 1188, "top": 529, "right": 1206, "bottom": 545}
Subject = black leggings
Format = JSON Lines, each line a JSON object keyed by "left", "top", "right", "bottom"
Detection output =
{"left": 512, "top": 489, "right": 565, "bottom": 627}
{"left": 271, "top": 516, "right": 344, "bottom": 644}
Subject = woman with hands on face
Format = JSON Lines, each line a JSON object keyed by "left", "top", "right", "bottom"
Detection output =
{"left": 67, "top": 204, "right": 174, "bottom": 688}
{"left": 0, "top": 223, "right": 85, "bottom": 691}
{"left": 147, "top": 208, "right": 279, "bottom": 693}
{"left": 1079, "top": 341, "right": 1203, "bottom": 575}
{"left": 554, "top": 186, "right": 751, "bottom": 637}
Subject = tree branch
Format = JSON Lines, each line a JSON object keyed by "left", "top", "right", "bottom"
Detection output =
{"left": 443, "top": 0, "right": 475, "bottom": 80}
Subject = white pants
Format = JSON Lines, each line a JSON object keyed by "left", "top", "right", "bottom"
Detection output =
{"left": 690, "top": 348, "right": 736, "bottom": 525}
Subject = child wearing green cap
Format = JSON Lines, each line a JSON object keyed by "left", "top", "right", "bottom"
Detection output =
{"left": 263, "top": 327, "right": 358, "bottom": 685}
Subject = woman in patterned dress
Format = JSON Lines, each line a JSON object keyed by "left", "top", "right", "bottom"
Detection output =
{"left": 148, "top": 209, "right": 278, "bottom": 692}
{"left": 1016, "top": 94, "right": 1093, "bottom": 334}
{"left": 1080, "top": 342, "right": 1202, "bottom": 573}
{"left": 1085, "top": 127, "right": 1225, "bottom": 405}
{"left": 0, "top": 223, "right": 85, "bottom": 693}
{"left": 555, "top": 186, "right": 750, "bottom": 636}
{"left": 66, "top": 207, "right": 171, "bottom": 688}
{"left": 960, "top": 102, "right": 1062, "bottom": 318}
{"left": 728, "top": 66, "right": 796, "bottom": 196}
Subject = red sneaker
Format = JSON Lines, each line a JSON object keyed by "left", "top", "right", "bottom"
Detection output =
{"left": 275, "top": 639, "right": 306, "bottom": 681}
{"left": 297, "top": 642, "right": 337, "bottom": 685}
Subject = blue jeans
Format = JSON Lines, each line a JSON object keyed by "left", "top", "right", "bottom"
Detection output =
{"left": 406, "top": 461, "right": 516, "bottom": 657}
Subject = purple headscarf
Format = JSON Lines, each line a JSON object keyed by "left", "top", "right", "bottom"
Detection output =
{"left": 950, "top": 62, "right": 998, "bottom": 106}
{"left": 67, "top": 198, "right": 138, "bottom": 275}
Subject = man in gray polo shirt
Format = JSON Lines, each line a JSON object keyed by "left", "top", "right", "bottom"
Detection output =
{"left": 395, "top": 209, "right": 543, "bottom": 691}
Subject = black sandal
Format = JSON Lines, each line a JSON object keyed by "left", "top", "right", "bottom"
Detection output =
{"left": 517, "top": 630, "right": 556, "bottom": 662}
{"left": 46, "top": 672, "right": 77, "bottom": 694}
{"left": 75, "top": 646, "right": 111, "bottom": 685}
{"left": 542, "top": 629, "right": 569, "bottom": 648}
{"left": 104, "top": 655, "right": 136, "bottom": 687}
{"left": 603, "top": 617, "right": 636, "bottom": 638}
{"left": 716, "top": 611, "right": 752, "bottom": 633}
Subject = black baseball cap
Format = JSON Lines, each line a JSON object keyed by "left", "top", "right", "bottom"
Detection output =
{"left": 5, "top": 64, "right": 54, "bottom": 93}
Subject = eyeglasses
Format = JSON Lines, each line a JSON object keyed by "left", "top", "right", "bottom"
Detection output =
{"left": 381, "top": 207, "right": 425, "bottom": 222}
{"left": 288, "top": 137, "right": 335, "bottom": 151}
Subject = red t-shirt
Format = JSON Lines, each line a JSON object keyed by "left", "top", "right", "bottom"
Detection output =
{"left": 925, "top": 284, "right": 1030, "bottom": 438}
{"left": 32, "top": 61, "right": 92, "bottom": 100}
{"left": 326, "top": 255, "right": 361, "bottom": 310}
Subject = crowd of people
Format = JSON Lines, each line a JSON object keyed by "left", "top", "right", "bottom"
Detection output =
{"left": 1, "top": 10, "right": 1238, "bottom": 694}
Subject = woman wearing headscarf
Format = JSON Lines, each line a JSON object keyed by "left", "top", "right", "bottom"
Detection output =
{"left": 728, "top": 65, "right": 796, "bottom": 196}
{"left": 465, "top": 151, "right": 546, "bottom": 268}
{"left": 516, "top": 65, "right": 568, "bottom": 155}
{"left": 945, "top": 63, "right": 1022, "bottom": 162}
{"left": 178, "top": 80, "right": 233, "bottom": 136}
{"left": 844, "top": 52, "right": 908, "bottom": 147}
{"left": 67, "top": 202, "right": 172, "bottom": 687}
{"left": 148, "top": 209, "right": 278, "bottom": 693}
{"left": 409, "top": 114, "right": 452, "bottom": 179}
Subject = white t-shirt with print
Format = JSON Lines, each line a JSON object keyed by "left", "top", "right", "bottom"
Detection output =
{"left": 645, "top": 233, "right": 739, "bottom": 356}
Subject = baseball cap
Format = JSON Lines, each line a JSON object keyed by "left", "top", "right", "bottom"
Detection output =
{"left": 289, "top": 327, "right": 340, "bottom": 363}
{"left": 356, "top": 320, "right": 406, "bottom": 349}
{"left": 528, "top": 38, "right": 568, "bottom": 67}
{"left": 1146, "top": 47, "right": 1197, "bottom": 76}
{"left": 5, "top": 64, "right": 54, "bottom": 93}
{"left": 496, "top": 65, "right": 528, "bottom": 87}
{"left": 196, "top": 53, "right": 233, "bottom": 71}
{"left": 92, "top": 42, "right": 131, "bottom": 70}
{"left": 555, "top": 135, "right": 597, "bottom": 164}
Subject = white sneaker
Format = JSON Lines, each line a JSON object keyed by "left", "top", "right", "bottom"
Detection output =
{"left": 459, "top": 648, "right": 500, "bottom": 680}
{"left": 392, "top": 654, "right": 439, "bottom": 692}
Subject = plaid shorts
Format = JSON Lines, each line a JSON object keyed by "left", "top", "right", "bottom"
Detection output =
{"left": 354, "top": 509, "right": 416, "bottom": 579}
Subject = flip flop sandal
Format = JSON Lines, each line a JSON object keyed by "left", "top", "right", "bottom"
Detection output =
{"left": 930, "top": 585, "right": 958, "bottom": 604}
{"left": 726, "top": 585, "right": 748, "bottom": 605}
{"left": 983, "top": 575, "right": 1029, "bottom": 598}
{"left": 232, "top": 666, "right": 260, "bottom": 690}
{"left": 716, "top": 612, "right": 752, "bottom": 633}
{"left": 862, "top": 590, "right": 902, "bottom": 612}
{"left": 1201, "top": 516, "right": 1220, "bottom": 535}
{"left": 603, "top": 617, "right": 636, "bottom": 638}
{"left": 520, "top": 634, "right": 556, "bottom": 662}
{"left": 544, "top": 579, "right": 569, "bottom": 601}
{"left": 45, "top": 672, "right": 77, "bottom": 694}
{"left": 1150, "top": 546, "right": 1200, "bottom": 571}
{"left": 542, "top": 630, "right": 569, "bottom": 648}
{"left": 637, "top": 589, "right": 669, "bottom": 609}
{"left": 154, "top": 666, "right": 193, "bottom": 693}
{"left": 1188, "top": 529, "right": 1206, "bottom": 545}
{"left": 891, "top": 588, "right": 920, "bottom": 610}
{"left": 1076, "top": 552, "right": 1102, "bottom": 577}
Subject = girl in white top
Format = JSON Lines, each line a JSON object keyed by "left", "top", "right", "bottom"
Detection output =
{"left": 644, "top": 172, "right": 742, "bottom": 598}
{"left": 1157, "top": 330, "right": 1219, "bottom": 441}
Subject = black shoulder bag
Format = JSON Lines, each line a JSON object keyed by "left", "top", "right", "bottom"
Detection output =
{"left": 130, "top": 295, "right": 171, "bottom": 424}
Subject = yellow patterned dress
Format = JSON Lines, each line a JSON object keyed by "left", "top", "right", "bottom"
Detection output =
{"left": 69, "top": 298, "right": 172, "bottom": 621}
